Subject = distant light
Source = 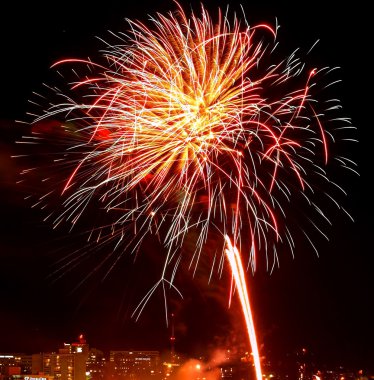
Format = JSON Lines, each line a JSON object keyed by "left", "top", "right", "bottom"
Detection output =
{"left": 196, "top": 364, "right": 201, "bottom": 370}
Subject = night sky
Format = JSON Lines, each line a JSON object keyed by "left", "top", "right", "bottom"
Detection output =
{"left": 0, "top": 0, "right": 372, "bottom": 372}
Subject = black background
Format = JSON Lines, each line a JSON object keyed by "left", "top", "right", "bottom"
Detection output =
{"left": 0, "top": 0, "right": 372, "bottom": 372}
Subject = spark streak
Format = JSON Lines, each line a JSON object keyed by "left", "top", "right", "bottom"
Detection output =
{"left": 225, "top": 235, "right": 262, "bottom": 380}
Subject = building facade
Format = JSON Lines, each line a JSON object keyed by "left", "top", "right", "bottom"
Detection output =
{"left": 32, "top": 336, "right": 89, "bottom": 380}
{"left": 0, "top": 354, "right": 32, "bottom": 380}
{"left": 109, "top": 351, "right": 161, "bottom": 380}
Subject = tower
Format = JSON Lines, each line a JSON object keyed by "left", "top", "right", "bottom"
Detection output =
{"left": 170, "top": 313, "right": 176, "bottom": 362}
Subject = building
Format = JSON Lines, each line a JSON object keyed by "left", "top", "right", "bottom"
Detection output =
{"left": 86, "top": 348, "right": 105, "bottom": 380}
{"left": 32, "top": 335, "right": 89, "bottom": 380}
{"left": 109, "top": 351, "right": 161, "bottom": 380}
{"left": 0, "top": 354, "right": 33, "bottom": 380}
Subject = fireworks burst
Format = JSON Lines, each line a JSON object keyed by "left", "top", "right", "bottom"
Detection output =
{"left": 17, "top": 3, "right": 356, "bottom": 379}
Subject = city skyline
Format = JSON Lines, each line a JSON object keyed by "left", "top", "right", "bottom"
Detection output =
{"left": 0, "top": 336, "right": 371, "bottom": 380}
{"left": 0, "top": 0, "right": 372, "bottom": 374}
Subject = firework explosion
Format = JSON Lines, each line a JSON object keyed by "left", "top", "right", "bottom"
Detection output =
{"left": 18, "top": 3, "right": 355, "bottom": 380}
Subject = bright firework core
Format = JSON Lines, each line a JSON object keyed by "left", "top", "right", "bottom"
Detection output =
{"left": 37, "top": 4, "right": 329, "bottom": 263}
{"left": 20, "top": 3, "right": 354, "bottom": 380}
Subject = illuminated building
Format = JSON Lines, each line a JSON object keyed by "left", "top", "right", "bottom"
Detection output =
{"left": 86, "top": 348, "right": 105, "bottom": 380}
{"left": 31, "top": 353, "right": 56, "bottom": 378}
{"left": 31, "top": 335, "right": 89, "bottom": 380}
{"left": 0, "top": 354, "right": 32, "bottom": 379}
{"left": 109, "top": 351, "right": 161, "bottom": 380}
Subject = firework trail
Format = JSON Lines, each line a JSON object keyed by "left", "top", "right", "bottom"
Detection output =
{"left": 18, "top": 3, "right": 356, "bottom": 380}
{"left": 225, "top": 235, "right": 262, "bottom": 380}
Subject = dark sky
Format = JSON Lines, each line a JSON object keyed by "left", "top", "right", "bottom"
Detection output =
{"left": 0, "top": 0, "right": 372, "bottom": 373}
